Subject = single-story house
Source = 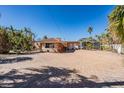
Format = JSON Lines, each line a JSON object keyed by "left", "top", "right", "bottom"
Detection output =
{"left": 34, "top": 38, "right": 80, "bottom": 53}
{"left": 40, "top": 38, "right": 65, "bottom": 53}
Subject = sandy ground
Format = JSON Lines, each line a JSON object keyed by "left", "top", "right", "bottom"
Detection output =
{"left": 0, "top": 50, "right": 124, "bottom": 88}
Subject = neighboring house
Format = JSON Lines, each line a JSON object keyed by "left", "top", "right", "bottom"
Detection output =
{"left": 34, "top": 38, "right": 80, "bottom": 53}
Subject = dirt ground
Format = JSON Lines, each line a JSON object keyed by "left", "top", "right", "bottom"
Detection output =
{"left": 0, "top": 50, "right": 124, "bottom": 88}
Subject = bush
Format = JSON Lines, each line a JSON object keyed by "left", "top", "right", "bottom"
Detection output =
{"left": 101, "top": 45, "right": 112, "bottom": 51}
{"left": 86, "top": 42, "right": 93, "bottom": 50}
{"left": 0, "top": 28, "right": 11, "bottom": 53}
{"left": 0, "top": 26, "right": 35, "bottom": 54}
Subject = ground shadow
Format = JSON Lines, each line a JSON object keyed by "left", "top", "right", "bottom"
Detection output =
{"left": 65, "top": 49, "right": 75, "bottom": 53}
{"left": 0, "top": 57, "right": 33, "bottom": 64}
{"left": 0, "top": 66, "right": 124, "bottom": 88}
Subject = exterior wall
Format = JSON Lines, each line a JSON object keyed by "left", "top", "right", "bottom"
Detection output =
{"left": 122, "top": 46, "right": 124, "bottom": 54}
{"left": 112, "top": 44, "right": 124, "bottom": 54}
{"left": 42, "top": 43, "right": 58, "bottom": 52}
{"left": 67, "top": 42, "right": 80, "bottom": 50}
{"left": 34, "top": 41, "right": 80, "bottom": 53}
{"left": 33, "top": 42, "right": 42, "bottom": 50}
{"left": 41, "top": 43, "right": 65, "bottom": 53}
{"left": 56, "top": 43, "right": 66, "bottom": 53}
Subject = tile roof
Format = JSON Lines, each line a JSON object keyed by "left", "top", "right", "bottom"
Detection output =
{"left": 41, "top": 38, "right": 62, "bottom": 43}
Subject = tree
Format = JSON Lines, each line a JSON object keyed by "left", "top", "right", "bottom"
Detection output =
{"left": 87, "top": 26, "right": 93, "bottom": 49}
{"left": 96, "top": 32, "right": 113, "bottom": 50}
{"left": 87, "top": 26, "right": 93, "bottom": 35}
{"left": 0, "top": 12, "right": 35, "bottom": 54}
{"left": 6, "top": 26, "right": 35, "bottom": 53}
{"left": 23, "top": 27, "right": 35, "bottom": 51}
{"left": 108, "top": 5, "right": 124, "bottom": 44}
{"left": 95, "top": 34, "right": 102, "bottom": 50}
{"left": 43, "top": 35, "right": 48, "bottom": 39}
{"left": 0, "top": 27, "right": 11, "bottom": 53}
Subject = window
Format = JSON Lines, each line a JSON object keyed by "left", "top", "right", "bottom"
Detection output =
{"left": 45, "top": 43, "right": 54, "bottom": 48}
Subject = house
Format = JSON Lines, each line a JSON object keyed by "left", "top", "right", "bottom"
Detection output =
{"left": 40, "top": 38, "right": 65, "bottom": 53}
{"left": 34, "top": 38, "right": 80, "bottom": 53}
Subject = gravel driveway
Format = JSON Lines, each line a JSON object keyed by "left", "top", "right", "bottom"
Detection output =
{"left": 0, "top": 50, "right": 124, "bottom": 88}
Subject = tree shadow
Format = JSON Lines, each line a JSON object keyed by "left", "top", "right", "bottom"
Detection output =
{"left": 0, "top": 57, "right": 33, "bottom": 64}
{"left": 0, "top": 66, "right": 124, "bottom": 88}
{"left": 65, "top": 49, "right": 75, "bottom": 53}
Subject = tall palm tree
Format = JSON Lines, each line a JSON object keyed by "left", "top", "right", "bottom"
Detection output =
{"left": 87, "top": 26, "right": 93, "bottom": 35}
{"left": 87, "top": 26, "right": 93, "bottom": 49}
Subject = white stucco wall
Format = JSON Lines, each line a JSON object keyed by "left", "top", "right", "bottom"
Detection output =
{"left": 112, "top": 44, "right": 124, "bottom": 54}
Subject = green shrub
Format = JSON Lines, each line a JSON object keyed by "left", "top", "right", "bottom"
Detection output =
{"left": 0, "top": 28, "right": 11, "bottom": 53}
{"left": 101, "top": 45, "right": 112, "bottom": 51}
{"left": 0, "top": 26, "right": 35, "bottom": 54}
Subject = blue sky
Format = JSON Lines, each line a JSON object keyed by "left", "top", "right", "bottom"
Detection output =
{"left": 0, "top": 5, "right": 115, "bottom": 41}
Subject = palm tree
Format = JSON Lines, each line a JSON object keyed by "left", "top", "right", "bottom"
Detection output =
{"left": 108, "top": 5, "right": 124, "bottom": 44}
{"left": 87, "top": 26, "right": 93, "bottom": 49}
{"left": 87, "top": 26, "right": 93, "bottom": 35}
{"left": 43, "top": 35, "right": 48, "bottom": 39}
